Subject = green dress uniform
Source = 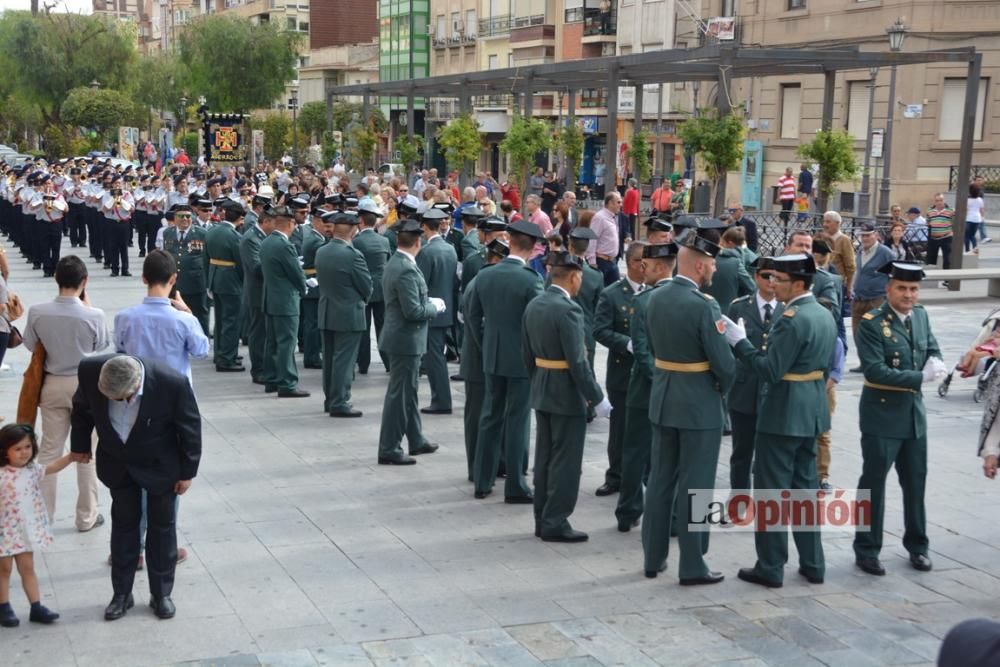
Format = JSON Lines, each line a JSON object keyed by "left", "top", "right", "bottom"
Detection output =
{"left": 460, "top": 272, "right": 488, "bottom": 481}
{"left": 733, "top": 292, "right": 836, "bottom": 585}
{"left": 316, "top": 236, "right": 372, "bottom": 414}
{"left": 460, "top": 231, "right": 480, "bottom": 262}
{"left": 239, "top": 223, "right": 267, "bottom": 382}
{"left": 377, "top": 250, "right": 439, "bottom": 460}
{"left": 444, "top": 226, "right": 465, "bottom": 261}
{"left": 522, "top": 285, "right": 604, "bottom": 538}
{"left": 726, "top": 292, "right": 782, "bottom": 490}
{"left": 353, "top": 227, "right": 392, "bottom": 373}
{"left": 162, "top": 225, "right": 210, "bottom": 336}
{"left": 205, "top": 221, "right": 244, "bottom": 368}
{"left": 642, "top": 275, "right": 736, "bottom": 579}
{"left": 812, "top": 267, "right": 842, "bottom": 315}
{"left": 593, "top": 277, "right": 639, "bottom": 489}
{"left": 544, "top": 262, "right": 601, "bottom": 370}
{"left": 383, "top": 225, "right": 399, "bottom": 254}
{"left": 300, "top": 224, "right": 326, "bottom": 368}
{"left": 260, "top": 229, "right": 308, "bottom": 393}
{"left": 615, "top": 280, "right": 665, "bottom": 528}
{"left": 853, "top": 301, "right": 939, "bottom": 563}
{"left": 705, "top": 248, "right": 755, "bottom": 316}
{"left": 467, "top": 256, "right": 544, "bottom": 499}
{"left": 416, "top": 235, "right": 458, "bottom": 411}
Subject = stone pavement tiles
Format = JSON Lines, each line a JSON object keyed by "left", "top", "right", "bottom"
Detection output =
{"left": 1, "top": 236, "right": 999, "bottom": 666}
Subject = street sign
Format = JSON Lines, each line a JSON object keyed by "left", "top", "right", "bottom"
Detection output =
{"left": 871, "top": 129, "right": 884, "bottom": 159}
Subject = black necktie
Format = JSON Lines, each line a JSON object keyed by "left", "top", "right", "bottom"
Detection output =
{"left": 904, "top": 316, "right": 912, "bottom": 335}
{"left": 763, "top": 303, "right": 773, "bottom": 326}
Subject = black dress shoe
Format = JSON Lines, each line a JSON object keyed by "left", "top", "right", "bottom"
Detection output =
{"left": 420, "top": 407, "right": 453, "bottom": 415}
{"left": 595, "top": 483, "right": 619, "bottom": 497}
{"left": 252, "top": 378, "right": 266, "bottom": 385}
{"left": 149, "top": 596, "right": 176, "bottom": 620}
{"left": 450, "top": 374, "right": 463, "bottom": 382}
{"left": 110, "top": 270, "right": 119, "bottom": 277}
{"left": 358, "top": 367, "right": 368, "bottom": 375}
{"left": 121, "top": 271, "right": 132, "bottom": 277}
{"left": 264, "top": 385, "right": 278, "bottom": 393}
{"left": 798, "top": 567, "right": 824, "bottom": 584}
{"left": 644, "top": 563, "right": 667, "bottom": 579}
{"left": 855, "top": 556, "right": 886, "bottom": 576}
{"left": 330, "top": 409, "right": 363, "bottom": 418}
{"left": 534, "top": 525, "right": 541, "bottom": 538}
{"left": 849, "top": 366, "right": 863, "bottom": 373}
{"left": 910, "top": 553, "right": 933, "bottom": 572}
{"left": 378, "top": 455, "right": 416, "bottom": 465}
{"left": 215, "top": 364, "right": 246, "bottom": 372}
{"left": 617, "top": 518, "right": 640, "bottom": 532}
{"left": 304, "top": 363, "right": 323, "bottom": 369}
{"left": 104, "top": 593, "right": 134, "bottom": 621}
{"left": 138, "top": 250, "right": 145, "bottom": 257}
{"left": 474, "top": 489, "right": 492, "bottom": 499}
{"left": 29, "top": 603, "right": 60, "bottom": 624}
{"left": 681, "top": 571, "right": 725, "bottom": 586}
{"left": 409, "top": 442, "right": 439, "bottom": 455}
{"left": 737, "top": 568, "right": 782, "bottom": 588}
{"left": 505, "top": 494, "right": 534, "bottom": 505}
{"left": 541, "top": 529, "right": 588, "bottom": 543}
{"left": 277, "top": 388, "right": 310, "bottom": 398}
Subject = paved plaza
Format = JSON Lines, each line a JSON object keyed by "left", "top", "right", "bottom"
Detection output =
{"left": 2, "top": 236, "right": 1000, "bottom": 667}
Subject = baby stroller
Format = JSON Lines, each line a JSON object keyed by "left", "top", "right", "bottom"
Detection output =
{"left": 938, "top": 307, "right": 1000, "bottom": 402}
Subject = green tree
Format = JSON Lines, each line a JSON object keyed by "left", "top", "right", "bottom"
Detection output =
{"left": 262, "top": 112, "right": 291, "bottom": 161}
{"left": 678, "top": 109, "right": 745, "bottom": 214}
{"left": 436, "top": 113, "right": 482, "bottom": 173}
{"left": 0, "top": 94, "right": 42, "bottom": 147}
{"left": 797, "top": 129, "right": 860, "bottom": 213}
{"left": 395, "top": 134, "right": 424, "bottom": 170}
{"left": 42, "top": 125, "right": 73, "bottom": 159}
{"left": 61, "top": 87, "right": 135, "bottom": 137}
{"left": 330, "top": 101, "right": 388, "bottom": 134}
{"left": 0, "top": 11, "right": 138, "bottom": 126}
{"left": 181, "top": 132, "right": 201, "bottom": 160}
{"left": 179, "top": 16, "right": 301, "bottom": 112}
{"left": 297, "top": 101, "right": 327, "bottom": 144}
{"left": 129, "top": 53, "right": 187, "bottom": 135}
{"left": 501, "top": 114, "right": 551, "bottom": 199}
{"left": 627, "top": 129, "right": 652, "bottom": 184}
{"left": 344, "top": 123, "right": 377, "bottom": 173}
{"left": 554, "top": 121, "right": 584, "bottom": 191}
{"left": 321, "top": 130, "right": 340, "bottom": 167}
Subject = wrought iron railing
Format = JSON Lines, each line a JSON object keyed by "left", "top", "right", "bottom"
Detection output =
{"left": 582, "top": 7, "right": 616, "bottom": 36}
{"left": 950, "top": 165, "right": 1000, "bottom": 194}
{"left": 479, "top": 14, "right": 511, "bottom": 37}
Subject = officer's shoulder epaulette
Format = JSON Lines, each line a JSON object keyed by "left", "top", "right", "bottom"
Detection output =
{"left": 862, "top": 311, "right": 876, "bottom": 320}
{"left": 731, "top": 294, "right": 752, "bottom": 305}
{"left": 912, "top": 303, "right": 926, "bottom": 311}
{"left": 783, "top": 307, "right": 797, "bottom": 318}
{"left": 699, "top": 291, "right": 714, "bottom": 301}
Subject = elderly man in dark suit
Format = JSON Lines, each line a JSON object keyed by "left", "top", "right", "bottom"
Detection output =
{"left": 70, "top": 354, "right": 201, "bottom": 622}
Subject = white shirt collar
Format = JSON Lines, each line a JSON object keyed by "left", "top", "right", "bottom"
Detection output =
{"left": 755, "top": 292, "right": 777, "bottom": 311}
{"left": 274, "top": 229, "right": 289, "bottom": 240}
{"left": 787, "top": 292, "right": 811, "bottom": 306}
{"left": 890, "top": 306, "right": 911, "bottom": 323}
{"left": 626, "top": 276, "right": 643, "bottom": 293}
{"left": 674, "top": 274, "right": 699, "bottom": 288}
{"left": 507, "top": 255, "right": 527, "bottom": 265}
{"left": 551, "top": 284, "right": 571, "bottom": 300}
{"left": 397, "top": 248, "right": 417, "bottom": 264}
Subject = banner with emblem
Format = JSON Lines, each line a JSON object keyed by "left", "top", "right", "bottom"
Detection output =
{"left": 204, "top": 113, "right": 248, "bottom": 164}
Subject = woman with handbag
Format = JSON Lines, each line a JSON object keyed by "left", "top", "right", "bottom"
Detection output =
{"left": 0, "top": 275, "right": 23, "bottom": 367}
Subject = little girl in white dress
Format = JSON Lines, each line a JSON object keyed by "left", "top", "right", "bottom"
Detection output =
{"left": 0, "top": 423, "right": 74, "bottom": 627}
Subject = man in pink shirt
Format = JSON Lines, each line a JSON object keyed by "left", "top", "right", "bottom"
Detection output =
{"left": 589, "top": 191, "right": 623, "bottom": 285}
{"left": 525, "top": 194, "right": 552, "bottom": 275}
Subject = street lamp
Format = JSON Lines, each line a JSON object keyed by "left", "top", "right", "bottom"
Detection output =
{"left": 89, "top": 79, "right": 101, "bottom": 90}
{"left": 858, "top": 67, "right": 879, "bottom": 217}
{"left": 877, "top": 18, "right": 907, "bottom": 218}
{"left": 179, "top": 94, "right": 188, "bottom": 133}
{"left": 289, "top": 87, "right": 299, "bottom": 165}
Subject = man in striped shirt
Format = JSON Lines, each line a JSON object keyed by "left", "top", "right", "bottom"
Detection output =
{"left": 925, "top": 193, "right": 954, "bottom": 272}
{"left": 777, "top": 167, "right": 797, "bottom": 224}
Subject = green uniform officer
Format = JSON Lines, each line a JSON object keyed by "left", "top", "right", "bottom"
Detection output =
{"left": 377, "top": 218, "right": 442, "bottom": 465}
{"left": 239, "top": 205, "right": 274, "bottom": 384}
{"left": 615, "top": 242, "right": 676, "bottom": 532}
{"left": 563, "top": 227, "right": 603, "bottom": 375}
{"left": 461, "top": 215, "right": 506, "bottom": 292}
{"left": 726, "top": 257, "right": 782, "bottom": 491}
{"left": 161, "top": 205, "right": 209, "bottom": 337}
{"left": 705, "top": 245, "right": 755, "bottom": 316}
{"left": 460, "top": 238, "right": 508, "bottom": 481}
{"left": 459, "top": 208, "right": 483, "bottom": 261}
{"left": 467, "top": 219, "right": 545, "bottom": 501}
{"left": 316, "top": 210, "right": 372, "bottom": 417}
{"left": 300, "top": 210, "right": 327, "bottom": 369}
{"left": 415, "top": 208, "right": 458, "bottom": 414}
{"left": 853, "top": 262, "right": 942, "bottom": 577}
{"left": 205, "top": 201, "right": 246, "bottom": 372}
{"left": 642, "top": 218, "right": 735, "bottom": 584}
{"left": 354, "top": 200, "right": 391, "bottom": 374}
{"left": 593, "top": 241, "right": 644, "bottom": 497}
{"left": 260, "top": 206, "right": 310, "bottom": 398}
{"left": 522, "top": 251, "right": 608, "bottom": 542}
{"left": 725, "top": 253, "right": 836, "bottom": 588}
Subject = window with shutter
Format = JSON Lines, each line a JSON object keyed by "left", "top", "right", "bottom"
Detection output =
{"left": 846, "top": 81, "right": 871, "bottom": 140}
{"left": 938, "top": 77, "right": 989, "bottom": 141}
{"left": 780, "top": 84, "right": 801, "bottom": 139}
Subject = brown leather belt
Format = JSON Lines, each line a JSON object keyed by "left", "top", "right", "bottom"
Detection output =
{"left": 209, "top": 259, "right": 236, "bottom": 267}
{"left": 655, "top": 359, "right": 710, "bottom": 373}
{"left": 782, "top": 371, "right": 824, "bottom": 382}
{"left": 596, "top": 253, "right": 613, "bottom": 262}
{"left": 536, "top": 358, "right": 570, "bottom": 370}
{"left": 303, "top": 268, "right": 317, "bottom": 276}
{"left": 864, "top": 381, "right": 917, "bottom": 394}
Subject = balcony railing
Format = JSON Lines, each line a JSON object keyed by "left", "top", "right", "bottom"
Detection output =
{"left": 512, "top": 14, "right": 545, "bottom": 28}
{"left": 582, "top": 7, "right": 616, "bottom": 36}
{"left": 474, "top": 94, "right": 513, "bottom": 109}
{"left": 479, "top": 14, "right": 510, "bottom": 38}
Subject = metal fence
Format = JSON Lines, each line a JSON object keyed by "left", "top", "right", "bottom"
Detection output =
{"left": 950, "top": 165, "right": 1000, "bottom": 194}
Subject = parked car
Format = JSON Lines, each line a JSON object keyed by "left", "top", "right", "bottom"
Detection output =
{"left": 378, "top": 163, "right": 405, "bottom": 180}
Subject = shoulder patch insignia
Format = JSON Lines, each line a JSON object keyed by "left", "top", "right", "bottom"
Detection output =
{"left": 862, "top": 312, "right": 876, "bottom": 320}
{"left": 716, "top": 319, "right": 726, "bottom": 334}
{"left": 700, "top": 291, "right": 714, "bottom": 301}
{"left": 783, "top": 308, "right": 796, "bottom": 318}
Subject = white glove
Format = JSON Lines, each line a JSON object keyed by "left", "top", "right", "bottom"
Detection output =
{"left": 921, "top": 357, "right": 947, "bottom": 383}
{"left": 594, "top": 396, "right": 613, "bottom": 419}
{"left": 626, "top": 339, "right": 634, "bottom": 354}
{"left": 298, "top": 256, "right": 304, "bottom": 267}
{"left": 457, "top": 311, "right": 465, "bottom": 325}
{"left": 305, "top": 277, "right": 318, "bottom": 289}
{"left": 721, "top": 315, "right": 747, "bottom": 347}
{"left": 429, "top": 297, "right": 446, "bottom": 314}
